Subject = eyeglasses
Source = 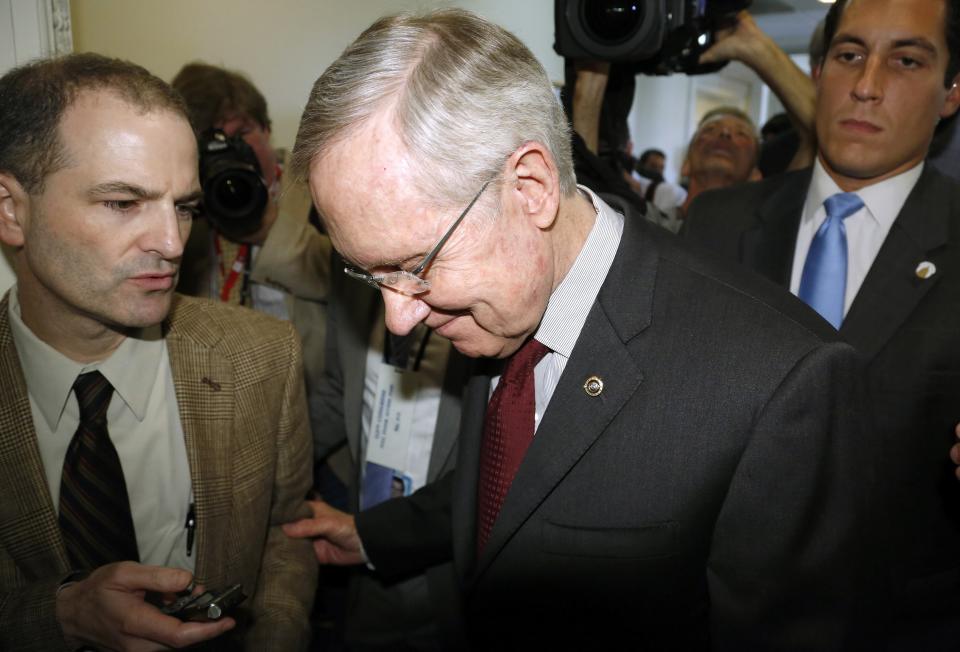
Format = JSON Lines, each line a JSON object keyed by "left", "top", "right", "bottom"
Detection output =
{"left": 344, "top": 180, "right": 491, "bottom": 296}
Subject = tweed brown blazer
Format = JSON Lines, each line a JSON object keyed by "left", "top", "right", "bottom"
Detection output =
{"left": 0, "top": 293, "right": 316, "bottom": 651}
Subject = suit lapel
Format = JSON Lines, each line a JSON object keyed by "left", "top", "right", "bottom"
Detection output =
{"left": 741, "top": 170, "right": 810, "bottom": 285}
{"left": 472, "top": 216, "right": 651, "bottom": 581}
{"left": 164, "top": 298, "right": 236, "bottom": 587}
{"left": 841, "top": 168, "right": 953, "bottom": 360}
{"left": 0, "top": 295, "right": 70, "bottom": 578}
{"left": 341, "top": 280, "right": 380, "bottom": 472}
{"left": 427, "top": 349, "right": 471, "bottom": 481}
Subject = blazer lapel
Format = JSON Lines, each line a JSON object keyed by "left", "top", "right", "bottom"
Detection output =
{"left": 341, "top": 287, "right": 380, "bottom": 470}
{"left": 471, "top": 216, "right": 652, "bottom": 581}
{"left": 741, "top": 170, "right": 810, "bottom": 286}
{"left": 427, "top": 349, "right": 471, "bottom": 481}
{"left": 0, "top": 296, "right": 70, "bottom": 578}
{"left": 841, "top": 168, "right": 952, "bottom": 360}
{"left": 164, "top": 299, "right": 236, "bottom": 587}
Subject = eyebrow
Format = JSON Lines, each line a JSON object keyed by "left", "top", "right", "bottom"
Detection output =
{"left": 87, "top": 181, "right": 162, "bottom": 201}
{"left": 87, "top": 181, "right": 203, "bottom": 204}
{"left": 176, "top": 189, "right": 204, "bottom": 204}
{"left": 832, "top": 34, "right": 939, "bottom": 57}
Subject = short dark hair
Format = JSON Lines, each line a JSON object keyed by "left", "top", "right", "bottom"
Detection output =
{"left": 638, "top": 149, "right": 666, "bottom": 165}
{"left": 171, "top": 62, "right": 270, "bottom": 135}
{"left": 0, "top": 52, "right": 188, "bottom": 194}
{"left": 823, "top": 0, "right": 959, "bottom": 87}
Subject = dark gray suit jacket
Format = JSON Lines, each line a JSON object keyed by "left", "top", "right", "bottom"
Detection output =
{"left": 318, "top": 256, "right": 471, "bottom": 647}
{"left": 358, "top": 206, "right": 882, "bottom": 650}
{"left": 684, "top": 165, "right": 960, "bottom": 647}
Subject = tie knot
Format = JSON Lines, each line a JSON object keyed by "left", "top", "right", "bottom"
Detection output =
{"left": 503, "top": 338, "right": 550, "bottom": 380}
{"left": 824, "top": 192, "right": 864, "bottom": 222}
{"left": 73, "top": 371, "right": 113, "bottom": 424}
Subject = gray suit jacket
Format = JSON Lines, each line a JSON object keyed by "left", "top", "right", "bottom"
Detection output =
{"left": 684, "top": 165, "right": 960, "bottom": 646}
{"left": 254, "top": 226, "right": 472, "bottom": 646}
{"left": 318, "top": 256, "right": 470, "bottom": 646}
{"left": 358, "top": 202, "right": 883, "bottom": 650}
{"left": 0, "top": 294, "right": 316, "bottom": 652}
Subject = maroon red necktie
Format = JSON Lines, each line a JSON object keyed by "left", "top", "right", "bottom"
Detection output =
{"left": 476, "top": 338, "right": 550, "bottom": 554}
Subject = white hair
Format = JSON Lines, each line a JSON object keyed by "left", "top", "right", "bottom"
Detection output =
{"left": 291, "top": 8, "right": 576, "bottom": 208}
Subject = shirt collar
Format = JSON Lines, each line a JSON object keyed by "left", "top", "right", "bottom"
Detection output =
{"left": 534, "top": 185, "right": 624, "bottom": 358}
{"left": 8, "top": 286, "right": 164, "bottom": 430}
{"left": 805, "top": 158, "right": 923, "bottom": 231}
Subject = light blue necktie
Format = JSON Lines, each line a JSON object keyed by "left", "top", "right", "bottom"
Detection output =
{"left": 798, "top": 192, "right": 864, "bottom": 329}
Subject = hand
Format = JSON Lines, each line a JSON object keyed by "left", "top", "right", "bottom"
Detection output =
{"left": 950, "top": 423, "right": 960, "bottom": 480}
{"left": 56, "top": 562, "right": 235, "bottom": 652}
{"left": 282, "top": 499, "right": 365, "bottom": 565}
{"left": 698, "top": 11, "right": 767, "bottom": 67}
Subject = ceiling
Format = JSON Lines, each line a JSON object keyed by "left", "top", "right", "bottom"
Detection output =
{"left": 750, "top": 0, "right": 832, "bottom": 54}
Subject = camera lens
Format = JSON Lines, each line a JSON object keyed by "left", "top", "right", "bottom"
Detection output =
{"left": 212, "top": 174, "right": 256, "bottom": 215}
{"left": 581, "top": 0, "right": 644, "bottom": 45}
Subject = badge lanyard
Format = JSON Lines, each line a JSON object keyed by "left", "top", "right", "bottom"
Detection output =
{"left": 213, "top": 234, "right": 250, "bottom": 304}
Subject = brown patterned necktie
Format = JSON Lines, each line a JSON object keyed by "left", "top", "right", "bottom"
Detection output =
{"left": 59, "top": 371, "right": 140, "bottom": 568}
{"left": 476, "top": 337, "right": 550, "bottom": 555}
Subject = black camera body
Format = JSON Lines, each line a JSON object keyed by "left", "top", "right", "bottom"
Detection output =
{"left": 198, "top": 128, "right": 268, "bottom": 241}
{"left": 555, "top": 0, "right": 751, "bottom": 75}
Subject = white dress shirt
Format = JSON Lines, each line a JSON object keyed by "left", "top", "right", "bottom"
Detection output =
{"left": 8, "top": 289, "right": 195, "bottom": 570}
{"left": 790, "top": 159, "right": 923, "bottom": 317}
{"left": 490, "top": 186, "right": 624, "bottom": 432}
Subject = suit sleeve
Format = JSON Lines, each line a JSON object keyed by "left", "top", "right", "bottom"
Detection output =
{"left": 707, "top": 340, "right": 883, "bottom": 651}
{"left": 250, "top": 209, "right": 332, "bottom": 302}
{"left": 0, "top": 576, "right": 72, "bottom": 651}
{"left": 356, "top": 471, "right": 456, "bottom": 582}
{"left": 243, "top": 325, "right": 318, "bottom": 652}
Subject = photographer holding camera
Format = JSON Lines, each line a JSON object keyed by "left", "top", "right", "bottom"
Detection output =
{"left": 559, "top": 3, "right": 818, "bottom": 231}
{"left": 171, "top": 62, "right": 330, "bottom": 318}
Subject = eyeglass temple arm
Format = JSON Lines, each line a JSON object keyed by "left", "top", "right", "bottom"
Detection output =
{"left": 412, "top": 181, "right": 491, "bottom": 275}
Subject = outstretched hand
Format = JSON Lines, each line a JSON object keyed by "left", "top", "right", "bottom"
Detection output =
{"left": 283, "top": 499, "right": 366, "bottom": 565}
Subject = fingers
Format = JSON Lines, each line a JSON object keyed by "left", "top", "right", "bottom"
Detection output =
{"left": 313, "top": 539, "right": 364, "bottom": 566}
{"left": 126, "top": 603, "right": 235, "bottom": 649}
{"left": 283, "top": 517, "right": 331, "bottom": 539}
{"left": 107, "top": 562, "right": 194, "bottom": 594}
{"left": 282, "top": 499, "right": 346, "bottom": 539}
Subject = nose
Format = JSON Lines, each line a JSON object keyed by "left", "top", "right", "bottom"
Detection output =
{"left": 852, "top": 56, "right": 884, "bottom": 102}
{"left": 142, "top": 204, "right": 187, "bottom": 260}
{"left": 381, "top": 289, "right": 430, "bottom": 336}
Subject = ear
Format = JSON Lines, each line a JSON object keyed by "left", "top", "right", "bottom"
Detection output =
{"left": 505, "top": 141, "right": 561, "bottom": 230}
{"left": 812, "top": 61, "right": 823, "bottom": 83}
{"left": 939, "top": 73, "right": 960, "bottom": 120}
{"left": 0, "top": 173, "right": 28, "bottom": 248}
{"left": 748, "top": 167, "right": 763, "bottom": 182}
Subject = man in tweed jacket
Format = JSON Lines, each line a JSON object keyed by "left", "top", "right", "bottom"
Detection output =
{"left": 0, "top": 54, "right": 315, "bottom": 650}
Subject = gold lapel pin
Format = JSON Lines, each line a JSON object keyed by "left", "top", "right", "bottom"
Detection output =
{"left": 583, "top": 375, "right": 604, "bottom": 397}
{"left": 915, "top": 261, "right": 936, "bottom": 280}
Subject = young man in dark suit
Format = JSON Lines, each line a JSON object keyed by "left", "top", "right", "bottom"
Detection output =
{"left": 684, "top": 0, "right": 960, "bottom": 647}
{"left": 284, "top": 9, "right": 883, "bottom": 649}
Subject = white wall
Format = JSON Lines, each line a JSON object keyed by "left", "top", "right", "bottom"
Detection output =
{"left": 0, "top": 0, "right": 72, "bottom": 295}
{"left": 70, "top": 0, "right": 563, "bottom": 153}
